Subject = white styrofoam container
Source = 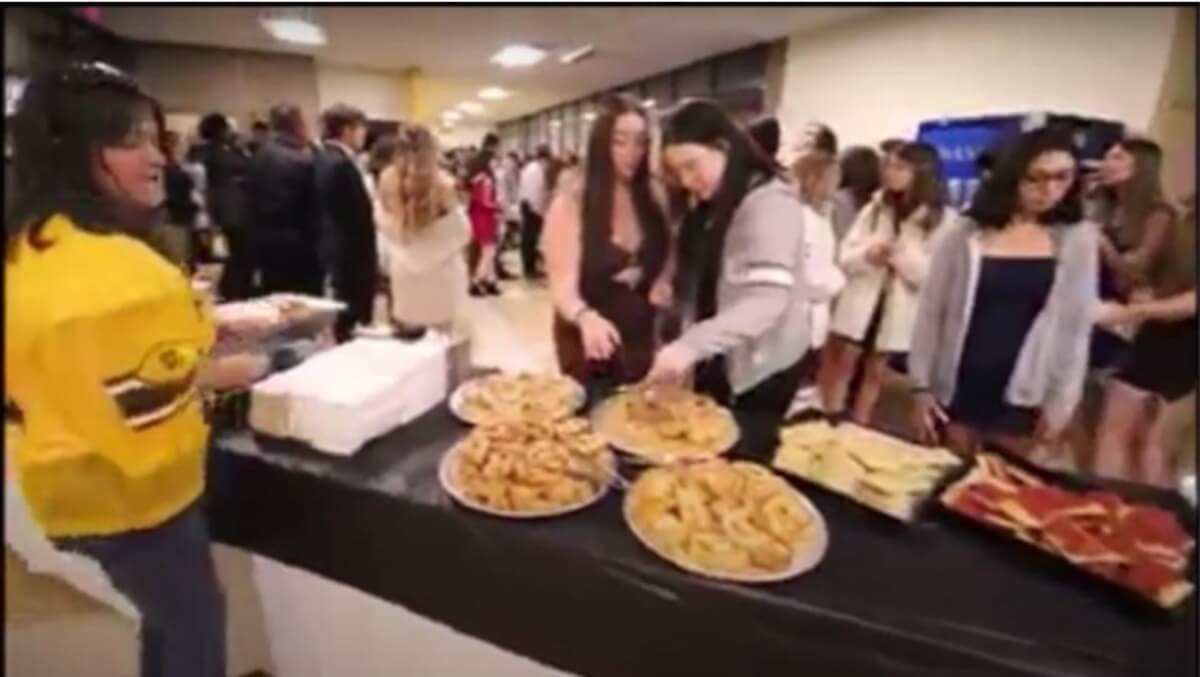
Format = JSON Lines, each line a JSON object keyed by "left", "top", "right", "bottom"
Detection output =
{"left": 249, "top": 336, "right": 450, "bottom": 456}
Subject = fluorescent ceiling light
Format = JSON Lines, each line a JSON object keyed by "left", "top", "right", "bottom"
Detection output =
{"left": 560, "top": 45, "right": 595, "bottom": 65}
{"left": 441, "top": 110, "right": 463, "bottom": 122}
{"left": 260, "top": 16, "right": 326, "bottom": 46}
{"left": 491, "top": 44, "right": 546, "bottom": 68}
{"left": 582, "top": 112, "right": 597, "bottom": 122}
{"left": 478, "top": 87, "right": 510, "bottom": 101}
{"left": 457, "top": 101, "right": 486, "bottom": 115}
{"left": 642, "top": 98, "right": 657, "bottom": 109}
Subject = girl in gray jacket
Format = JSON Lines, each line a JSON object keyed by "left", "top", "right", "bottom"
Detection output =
{"left": 647, "top": 100, "right": 812, "bottom": 454}
{"left": 909, "top": 128, "right": 1099, "bottom": 456}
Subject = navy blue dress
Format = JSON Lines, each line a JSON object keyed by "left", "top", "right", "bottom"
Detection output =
{"left": 947, "top": 257, "right": 1056, "bottom": 436}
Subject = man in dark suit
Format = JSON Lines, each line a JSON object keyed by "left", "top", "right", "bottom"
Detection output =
{"left": 246, "top": 104, "right": 324, "bottom": 297}
{"left": 315, "top": 103, "right": 378, "bottom": 342}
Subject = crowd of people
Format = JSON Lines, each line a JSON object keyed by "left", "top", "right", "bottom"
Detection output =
{"left": 2, "top": 60, "right": 1195, "bottom": 677}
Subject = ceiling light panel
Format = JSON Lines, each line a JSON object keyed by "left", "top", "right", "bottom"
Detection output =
{"left": 260, "top": 11, "right": 326, "bottom": 46}
{"left": 478, "top": 87, "right": 511, "bottom": 101}
{"left": 490, "top": 44, "right": 546, "bottom": 69}
{"left": 560, "top": 45, "right": 595, "bottom": 65}
{"left": 457, "top": 101, "right": 486, "bottom": 115}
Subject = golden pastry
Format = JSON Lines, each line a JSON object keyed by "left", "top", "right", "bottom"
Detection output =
{"left": 626, "top": 459, "right": 819, "bottom": 579}
{"left": 446, "top": 417, "right": 613, "bottom": 516}
{"left": 596, "top": 386, "right": 738, "bottom": 462}
{"left": 457, "top": 373, "right": 582, "bottom": 424}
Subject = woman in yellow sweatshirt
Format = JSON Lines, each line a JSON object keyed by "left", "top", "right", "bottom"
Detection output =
{"left": 5, "top": 62, "right": 266, "bottom": 677}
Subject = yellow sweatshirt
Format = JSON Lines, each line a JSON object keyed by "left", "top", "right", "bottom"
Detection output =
{"left": 5, "top": 215, "right": 215, "bottom": 538}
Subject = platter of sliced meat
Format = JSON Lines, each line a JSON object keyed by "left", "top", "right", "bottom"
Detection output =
{"left": 939, "top": 453, "right": 1195, "bottom": 610}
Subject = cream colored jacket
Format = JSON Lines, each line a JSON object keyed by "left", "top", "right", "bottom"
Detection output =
{"left": 830, "top": 196, "right": 956, "bottom": 353}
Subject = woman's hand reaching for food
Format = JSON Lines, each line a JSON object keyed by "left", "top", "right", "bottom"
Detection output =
{"left": 644, "top": 342, "right": 699, "bottom": 387}
{"left": 578, "top": 309, "right": 622, "bottom": 361}
{"left": 911, "top": 392, "right": 948, "bottom": 445}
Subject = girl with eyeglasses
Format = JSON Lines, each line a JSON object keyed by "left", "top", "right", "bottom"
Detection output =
{"left": 909, "top": 128, "right": 1099, "bottom": 456}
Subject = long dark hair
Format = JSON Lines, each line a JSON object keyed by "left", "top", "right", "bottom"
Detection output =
{"left": 1094, "top": 137, "right": 1169, "bottom": 245}
{"left": 661, "top": 99, "right": 782, "bottom": 288}
{"left": 967, "top": 126, "right": 1084, "bottom": 229}
{"left": 839, "top": 146, "right": 881, "bottom": 210}
{"left": 579, "top": 94, "right": 669, "bottom": 296}
{"left": 6, "top": 61, "right": 166, "bottom": 259}
{"left": 747, "top": 116, "right": 781, "bottom": 158}
{"left": 881, "top": 141, "right": 945, "bottom": 232}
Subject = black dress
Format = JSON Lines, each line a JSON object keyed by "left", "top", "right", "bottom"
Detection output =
{"left": 947, "top": 257, "right": 1056, "bottom": 436}
{"left": 1116, "top": 318, "right": 1198, "bottom": 402}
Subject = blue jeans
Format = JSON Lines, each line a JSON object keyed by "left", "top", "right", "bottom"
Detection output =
{"left": 54, "top": 501, "right": 226, "bottom": 677}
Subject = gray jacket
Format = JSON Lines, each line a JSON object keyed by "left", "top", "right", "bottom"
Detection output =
{"left": 908, "top": 218, "right": 1100, "bottom": 432}
{"left": 677, "top": 179, "right": 812, "bottom": 395}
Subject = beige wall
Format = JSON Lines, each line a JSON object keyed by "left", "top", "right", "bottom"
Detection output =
{"left": 776, "top": 6, "right": 1177, "bottom": 149}
{"left": 316, "top": 64, "right": 410, "bottom": 121}
{"left": 131, "top": 42, "right": 319, "bottom": 134}
{"left": 1148, "top": 7, "right": 1197, "bottom": 201}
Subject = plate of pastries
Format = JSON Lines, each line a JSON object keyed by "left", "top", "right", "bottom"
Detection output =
{"left": 450, "top": 372, "right": 585, "bottom": 426}
{"left": 624, "top": 459, "right": 828, "bottom": 583}
{"left": 440, "top": 418, "right": 616, "bottom": 518}
{"left": 593, "top": 386, "right": 739, "bottom": 464}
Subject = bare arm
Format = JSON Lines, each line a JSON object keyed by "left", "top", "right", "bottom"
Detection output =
{"left": 196, "top": 353, "right": 270, "bottom": 392}
{"left": 1103, "top": 290, "right": 1198, "bottom": 325}
{"left": 1122, "top": 207, "right": 1174, "bottom": 275}
{"left": 541, "top": 189, "right": 588, "bottom": 322}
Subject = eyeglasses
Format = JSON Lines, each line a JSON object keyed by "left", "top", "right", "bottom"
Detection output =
{"left": 1022, "top": 170, "right": 1076, "bottom": 186}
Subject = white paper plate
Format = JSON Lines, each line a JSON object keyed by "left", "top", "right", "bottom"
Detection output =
{"left": 591, "top": 396, "right": 739, "bottom": 465}
{"left": 448, "top": 374, "right": 585, "bottom": 426}
{"left": 438, "top": 444, "right": 612, "bottom": 519}
{"left": 623, "top": 478, "right": 828, "bottom": 584}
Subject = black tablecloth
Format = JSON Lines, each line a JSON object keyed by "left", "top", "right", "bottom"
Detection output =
{"left": 206, "top": 401, "right": 1197, "bottom": 677}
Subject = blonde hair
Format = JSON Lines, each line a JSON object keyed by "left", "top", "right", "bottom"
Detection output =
{"left": 791, "top": 148, "right": 837, "bottom": 207}
{"left": 392, "top": 125, "right": 446, "bottom": 233}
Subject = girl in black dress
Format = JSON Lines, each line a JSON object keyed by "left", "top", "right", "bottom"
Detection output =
{"left": 910, "top": 128, "right": 1097, "bottom": 456}
{"left": 1094, "top": 197, "right": 1195, "bottom": 486}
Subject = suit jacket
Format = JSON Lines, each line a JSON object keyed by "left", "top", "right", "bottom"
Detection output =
{"left": 315, "top": 142, "right": 378, "bottom": 276}
{"left": 246, "top": 135, "right": 319, "bottom": 251}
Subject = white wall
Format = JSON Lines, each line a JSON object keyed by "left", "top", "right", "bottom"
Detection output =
{"left": 777, "top": 6, "right": 1177, "bottom": 148}
{"left": 316, "top": 64, "right": 409, "bottom": 120}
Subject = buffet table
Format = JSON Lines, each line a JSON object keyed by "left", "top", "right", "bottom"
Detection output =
{"left": 206, "top": 399, "right": 1197, "bottom": 677}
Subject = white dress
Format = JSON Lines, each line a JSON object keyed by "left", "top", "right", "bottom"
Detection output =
{"left": 376, "top": 204, "right": 470, "bottom": 328}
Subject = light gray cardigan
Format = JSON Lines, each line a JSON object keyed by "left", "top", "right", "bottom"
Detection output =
{"left": 676, "top": 179, "right": 812, "bottom": 395}
{"left": 908, "top": 218, "right": 1100, "bottom": 432}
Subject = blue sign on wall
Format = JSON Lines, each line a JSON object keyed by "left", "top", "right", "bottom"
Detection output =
{"left": 918, "top": 113, "right": 1124, "bottom": 209}
{"left": 917, "top": 115, "right": 1023, "bottom": 208}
